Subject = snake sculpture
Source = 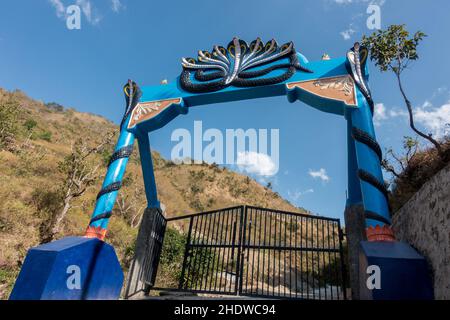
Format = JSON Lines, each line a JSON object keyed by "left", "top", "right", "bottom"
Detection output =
{"left": 180, "top": 37, "right": 313, "bottom": 93}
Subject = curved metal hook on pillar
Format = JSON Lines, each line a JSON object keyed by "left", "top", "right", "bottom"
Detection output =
{"left": 85, "top": 80, "right": 142, "bottom": 240}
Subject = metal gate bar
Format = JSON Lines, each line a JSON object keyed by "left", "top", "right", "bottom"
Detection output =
{"left": 149, "top": 205, "right": 347, "bottom": 300}
{"left": 168, "top": 206, "right": 244, "bottom": 295}
{"left": 240, "top": 206, "right": 346, "bottom": 300}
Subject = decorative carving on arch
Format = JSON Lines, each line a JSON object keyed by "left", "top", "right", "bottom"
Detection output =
{"left": 180, "top": 37, "right": 312, "bottom": 93}
{"left": 286, "top": 75, "right": 357, "bottom": 106}
{"left": 128, "top": 98, "right": 182, "bottom": 129}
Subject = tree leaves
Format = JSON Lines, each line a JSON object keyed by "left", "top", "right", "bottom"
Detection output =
{"left": 361, "top": 24, "right": 426, "bottom": 74}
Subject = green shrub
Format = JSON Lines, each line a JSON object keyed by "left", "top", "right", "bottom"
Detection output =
{"left": 100, "top": 148, "right": 113, "bottom": 166}
{"left": 0, "top": 96, "right": 19, "bottom": 149}
{"left": 189, "top": 196, "right": 204, "bottom": 212}
{"left": 158, "top": 227, "right": 219, "bottom": 289}
{"left": 0, "top": 266, "right": 19, "bottom": 300}
{"left": 38, "top": 131, "right": 52, "bottom": 142}
{"left": 31, "top": 188, "right": 63, "bottom": 213}
{"left": 23, "top": 119, "right": 37, "bottom": 132}
{"left": 181, "top": 247, "right": 217, "bottom": 288}
{"left": 157, "top": 228, "right": 187, "bottom": 287}
{"left": 45, "top": 102, "right": 64, "bottom": 112}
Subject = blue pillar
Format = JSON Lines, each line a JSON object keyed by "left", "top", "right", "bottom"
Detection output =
{"left": 346, "top": 43, "right": 394, "bottom": 241}
{"left": 345, "top": 111, "right": 363, "bottom": 207}
{"left": 349, "top": 88, "right": 394, "bottom": 242}
{"left": 85, "top": 126, "right": 135, "bottom": 239}
{"left": 350, "top": 89, "right": 391, "bottom": 228}
{"left": 85, "top": 80, "right": 141, "bottom": 240}
{"left": 136, "top": 131, "right": 160, "bottom": 208}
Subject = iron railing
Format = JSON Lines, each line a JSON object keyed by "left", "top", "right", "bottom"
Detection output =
{"left": 240, "top": 206, "right": 347, "bottom": 300}
{"left": 140, "top": 206, "right": 347, "bottom": 300}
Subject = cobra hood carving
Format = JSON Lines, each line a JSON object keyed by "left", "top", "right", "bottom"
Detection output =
{"left": 180, "top": 37, "right": 312, "bottom": 93}
{"left": 347, "top": 42, "right": 373, "bottom": 108}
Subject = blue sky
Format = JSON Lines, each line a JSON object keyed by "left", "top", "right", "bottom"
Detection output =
{"left": 1, "top": 0, "right": 449, "bottom": 222}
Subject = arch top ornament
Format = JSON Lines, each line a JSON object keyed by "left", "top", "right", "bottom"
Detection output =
{"left": 129, "top": 40, "right": 369, "bottom": 133}
{"left": 179, "top": 37, "right": 312, "bottom": 93}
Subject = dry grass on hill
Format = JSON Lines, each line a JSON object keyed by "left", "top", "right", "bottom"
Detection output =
{"left": 0, "top": 88, "right": 307, "bottom": 299}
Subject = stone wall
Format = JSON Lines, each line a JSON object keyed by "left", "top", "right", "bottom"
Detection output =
{"left": 392, "top": 163, "right": 450, "bottom": 300}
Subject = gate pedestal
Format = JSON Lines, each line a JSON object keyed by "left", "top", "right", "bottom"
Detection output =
{"left": 359, "top": 241, "right": 434, "bottom": 300}
{"left": 10, "top": 237, "right": 123, "bottom": 300}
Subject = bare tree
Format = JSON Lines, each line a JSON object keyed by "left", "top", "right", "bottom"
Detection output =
{"left": 115, "top": 184, "right": 146, "bottom": 228}
{"left": 382, "top": 136, "right": 419, "bottom": 179}
{"left": 42, "top": 132, "right": 115, "bottom": 242}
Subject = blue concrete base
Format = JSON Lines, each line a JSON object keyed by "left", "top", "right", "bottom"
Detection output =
{"left": 10, "top": 237, "right": 123, "bottom": 300}
{"left": 359, "top": 241, "right": 434, "bottom": 300}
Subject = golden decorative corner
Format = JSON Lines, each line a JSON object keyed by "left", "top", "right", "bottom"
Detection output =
{"left": 366, "top": 225, "right": 396, "bottom": 242}
{"left": 128, "top": 98, "right": 182, "bottom": 129}
{"left": 286, "top": 75, "right": 357, "bottom": 106}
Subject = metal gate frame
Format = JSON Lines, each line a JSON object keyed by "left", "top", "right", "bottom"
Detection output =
{"left": 171, "top": 206, "right": 244, "bottom": 295}
{"left": 149, "top": 206, "right": 347, "bottom": 300}
{"left": 239, "top": 206, "right": 347, "bottom": 300}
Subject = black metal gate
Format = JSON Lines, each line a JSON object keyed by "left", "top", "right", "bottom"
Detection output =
{"left": 176, "top": 206, "right": 244, "bottom": 295}
{"left": 151, "top": 206, "right": 347, "bottom": 300}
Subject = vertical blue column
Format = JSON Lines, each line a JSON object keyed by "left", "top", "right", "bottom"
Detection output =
{"left": 85, "top": 81, "right": 141, "bottom": 240}
{"left": 345, "top": 111, "right": 363, "bottom": 207}
{"left": 349, "top": 89, "right": 394, "bottom": 241}
{"left": 351, "top": 90, "right": 391, "bottom": 225}
{"left": 345, "top": 42, "right": 394, "bottom": 241}
{"left": 137, "top": 131, "right": 160, "bottom": 209}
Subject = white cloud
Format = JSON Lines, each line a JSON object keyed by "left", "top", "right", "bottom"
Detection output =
{"left": 308, "top": 168, "right": 330, "bottom": 182}
{"left": 48, "top": 0, "right": 66, "bottom": 18}
{"left": 421, "top": 100, "right": 432, "bottom": 109}
{"left": 111, "top": 0, "right": 124, "bottom": 12}
{"left": 388, "top": 108, "right": 408, "bottom": 118}
{"left": 340, "top": 26, "right": 356, "bottom": 40}
{"left": 332, "top": 0, "right": 386, "bottom": 5}
{"left": 333, "top": 0, "right": 354, "bottom": 4}
{"left": 236, "top": 151, "right": 278, "bottom": 177}
{"left": 76, "top": 0, "right": 101, "bottom": 25}
{"left": 373, "top": 103, "right": 388, "bottom": 126}
{"left": 414, "top": 102, "right": 450, "bottom": 139}
{"left": 431, "top": 86, "right": 449, "bottom": 100}
{"left": 288, "top": 189, "right": 314, "bottom": 202}
{"left": 375, "top": 97, "right": 450, "bottom": 139}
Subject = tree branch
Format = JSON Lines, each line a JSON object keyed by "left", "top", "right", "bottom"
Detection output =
{"left": 395, "top": 72, "right": 444, "bottom": 157}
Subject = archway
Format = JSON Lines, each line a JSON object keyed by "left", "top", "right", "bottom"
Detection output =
{"left": 86, "top": 38, "right": 392, "bottom": 243}
{"left": 11, "top": 38, "right": 433, "bottom": 301}
{"left": 86, "top": 38, "right": 391, "bottom": 300}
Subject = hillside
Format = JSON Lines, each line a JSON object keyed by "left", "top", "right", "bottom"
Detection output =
{"left": 0, "top": 88, "right": 308, "bottom": 299}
